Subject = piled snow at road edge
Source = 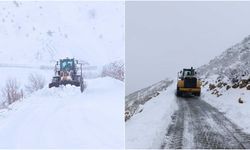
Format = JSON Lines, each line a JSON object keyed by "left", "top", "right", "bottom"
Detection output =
{"left": 126, "top": 83, "right": 177, "bottom": 149}
{"left": 0, "top": 77, "right": 124, "bottom": 149}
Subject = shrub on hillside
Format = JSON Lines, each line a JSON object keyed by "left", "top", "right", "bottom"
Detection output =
{"left": 25, "top": 73, "right": 45, "bottom": 94}
{"left": 1, "top": 78, "right": 23, "bottom": 105}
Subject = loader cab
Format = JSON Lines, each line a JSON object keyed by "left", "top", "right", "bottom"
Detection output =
{"left": 179, "top": 67, "right": 197, "bottom": 80}
{"left": 60, "top": 58, "right": 75, "bottom": 71}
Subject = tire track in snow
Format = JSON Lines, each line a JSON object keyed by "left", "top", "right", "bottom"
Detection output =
{"left": 162, "top": 97, "right": 250, "bottom": 149}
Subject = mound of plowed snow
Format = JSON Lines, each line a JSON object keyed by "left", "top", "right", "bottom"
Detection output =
{"left": 0, "top": 77, "right": 124, "bottom": 149}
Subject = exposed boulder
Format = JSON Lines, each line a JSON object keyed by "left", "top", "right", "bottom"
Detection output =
{"left": 153, "top": 92, "right": 160, "bottom": 97}
{"left": 217, "top": 93, "right": 222, "bottom": 97}
{"left": 202, "top": 81, "right": 208, "bottom": 87}
{"left": 209, "top": 84, "right": 216, "bottom": 90}
{"left": 125, "top": 111, "right": 131, "bottom": 121}
{"left": 216, "top": 82, "right": 225, "bottom": 88}
{"left": 246, "top": 84, "right": 250, "bottom": 90}
{"left": 238, "top": 97, "right": 244, "bottom": 104}
{"left": 239, "top": 79, "right": 249, "bottom": 88}
{"left": 232, "top": 83, "right": 239, "bottom": 88}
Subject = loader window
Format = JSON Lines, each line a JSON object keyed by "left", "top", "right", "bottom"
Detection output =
{"left": 61, "top": 60, "right": 73, "bottom": 70}
{"left": 183, "top": 70, "right": 193, "bottom": 77}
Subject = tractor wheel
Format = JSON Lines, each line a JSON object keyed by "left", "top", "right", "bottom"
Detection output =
{"left": 80, "top": 81, "right": 84, "bottom": 93}
{"left": 80, "top": 76, "right": 86, "bottom": 93}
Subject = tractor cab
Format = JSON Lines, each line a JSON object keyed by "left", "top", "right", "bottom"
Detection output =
{"left": 60, "top": 58, "right": 74, "bottom": 71}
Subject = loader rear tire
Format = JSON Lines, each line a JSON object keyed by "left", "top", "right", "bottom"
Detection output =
{"left": 195, "top": 91, "right": 201, "bottom": 97}
{"left": 176, "top": 87, "right": 182, "bottom": 97}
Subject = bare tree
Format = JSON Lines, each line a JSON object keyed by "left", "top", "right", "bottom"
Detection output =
{"left": 1, "top": 78, "right": 23, "bottom": 105}
{"left": 102, "top": 60, "right": 124, "bottom": 81}
{"left": 25, "top": 73, "right": 45, "bottom": 94}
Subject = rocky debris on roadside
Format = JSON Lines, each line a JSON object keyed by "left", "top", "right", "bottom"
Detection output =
{"left": 239, "top": 79, "right": 249, "bottom": 88}
{"left": 238, "top": 97, "right": 244, "bottom": 104}
{"left": 203, "top": 77, "right": 250, "bottom": 100}
{"left": 246, "top": 84, "right": 250, "bottom": 90}
{"left": 232, "top": 83, "right": 239, "bottom": 88}
{"left": 226, "top": 85, "right": 231, "bottom": 90}
{"left": 209, "top": 83, "right": 216, "bottom": 90}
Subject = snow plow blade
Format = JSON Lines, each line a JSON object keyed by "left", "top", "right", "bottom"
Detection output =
{"left": 49, "top": 80, "right": 81, "bottom": 88}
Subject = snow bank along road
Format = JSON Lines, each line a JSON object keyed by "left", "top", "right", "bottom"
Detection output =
{"left": 162, "top": 96, "right": 250, "bottom": 149}
{"left": 0, "top": 77, "right": 124, "bottom": 149}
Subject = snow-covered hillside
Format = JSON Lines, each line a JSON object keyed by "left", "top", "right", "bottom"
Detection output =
{"left": 198, "top": 35, "right": 250, "bottom": 80}
{"left": 125, "top": 79, "right": 173, "bottom": 121}
{"left": 0, "top": 1, "right": 124, "bottom": 66}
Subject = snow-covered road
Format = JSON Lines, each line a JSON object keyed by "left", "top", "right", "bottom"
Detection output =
{"left": 162, "top": 97, "right": 250, "bottom": 149}
{"left": 126, "top": 82, "right": 250, "bottom": 149}
{"left": 0, "top": 77, "right": 124, "bottom": 149}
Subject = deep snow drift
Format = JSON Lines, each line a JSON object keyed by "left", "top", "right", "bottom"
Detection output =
{"left": 0, "top": 77, "right": 124, "bottom": 149}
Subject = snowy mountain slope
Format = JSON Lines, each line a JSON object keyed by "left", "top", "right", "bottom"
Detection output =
{"left": 125, "top": 79, "right": 173, "bottom": 121}
{"left": 0, "top": 1, "right": 124, "bottom": 66}
{"left": 198, "top": 35, "right": 250, "bottom": 80}
{"left": 0, "top": 77, "right": 124, "bottom": 149}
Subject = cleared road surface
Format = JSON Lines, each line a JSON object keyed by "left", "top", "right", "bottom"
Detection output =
{"left": 161, "top": 97, "right": 250, "bottom": 149}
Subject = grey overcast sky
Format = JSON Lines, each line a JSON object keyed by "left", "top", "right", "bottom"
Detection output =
{"left": 126, "top": 1, "right": 250, "bottom": 94}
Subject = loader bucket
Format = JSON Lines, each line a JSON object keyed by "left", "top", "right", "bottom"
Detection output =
{"left": 49, "top": 82, "right": 59, "bottom": 88}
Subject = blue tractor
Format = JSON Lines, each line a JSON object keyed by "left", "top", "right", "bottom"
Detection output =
{"left": 49, "top": 58, "right": 85, "bottom": 93}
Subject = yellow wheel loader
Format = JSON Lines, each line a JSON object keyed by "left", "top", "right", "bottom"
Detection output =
{"left": 176, "top": 67, "right": 201, "bottom": 97}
